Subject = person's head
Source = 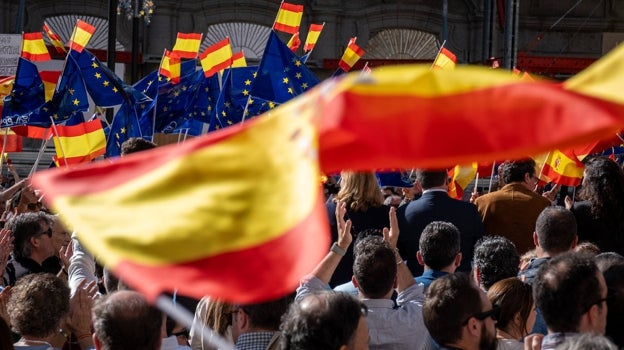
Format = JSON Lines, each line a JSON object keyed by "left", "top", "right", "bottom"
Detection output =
{"left": 574, "top": 241, "right": 601, "bottom": 256}
{"left": 6, "top": 212, "right": 55, "bottom": 263}
{"left": 8, "top": 273, "right": 70, "bottom": 338}
{"left": 501, "top": 159, "right": 537, "bottom": 188}
{"left": 423, "top": 273, "right": 498, "bottom": 350}
{"left": 120, "top": 137, "right": 157, "bottom": 156}
{"left": 92, "top": 290, "right": 163, "bottom": 350}
{"left": 352, "top": 236, "right": 396, "bottom": 299}
{"left": 47, "top": 215, "right": 71, "bottom": 257}
{"left": 601, "top": 262, "right": 624, "bottom": 347}
{"left": 554, "top": 333, "right": 618, "bottom": 350}
{"left": 231, "top": 293, "right": 294, "bottom": 343}
{"left": 200, "top": 297, "right": 235, "bottom": 339}
{"left": 472, "top": 236, "right": 520, "bottom": 290}
{"left": 534, "top": 206, "right": 578, "bottom": 256}
{"left": 415, "top": 169, "right": 448, "bottom": 190}
{"left": 534, "top": 252, "right": 607, "bottom": 334}
{"left": 579, "top": 157, "right": 624, "bottom": 226}
{"left": 487, "top": 277, "right": 536, "bottom": 338}
{"left": 595, "top": 252, "right": 624, "bottom": 273}
{"left": 335, "top": 171, "right": 384, "bottom": 212}
{"left": 280, "top": 291, "right": 369, "bottom": 350}
{"left": 417, "top": 221, "right": 461, "bottom": 271}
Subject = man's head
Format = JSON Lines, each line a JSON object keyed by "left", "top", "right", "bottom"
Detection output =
{"left": 501, "top": 159, "right": 537, "bottom": 187}
{"left": 424, "top": 273, "right": 498, "bottom": 350}
{"left": 415, "top": 169, "right": 448, "bottom": 190}
{"left": 601, "top": 262, "right": 624, "bottom": 347}
{"left": 8, "top": 273, "right": 70, "bottom": 338}
{"left": 534, "top": 206, "right": 578, "bottom": 256}
{"left": 48, "top": 215, "right": 71, "bottom": 256}
{"left": 280, "top": 291, "right": 369, "bottom": 350}
{"left": 472, "top": 236, "right": 520, "bottom": 290}
{"left": 352, "top": 236, "right": 397, "bottom": 299}
{"left": 7, "top": 212, "right": 55, "bottom": 263}
{"left": 120, "top": 137, "right": 157, "bottom": 156}
{"left": 534, "top": 252, "right": 607, "bottom": 334}
{"left": 418, "top": 221, "right": 461, "bottom": 271}
{"left": 92, "top": 290, "right": 163, "bottom": 350}
{"left": 231, "top": 293, "right": 294, "bottom": 343}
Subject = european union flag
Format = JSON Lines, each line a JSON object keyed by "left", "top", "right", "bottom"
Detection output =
{"left": 188, "top": 73, "right": 220, "bottom": 124}
{"left": 251, "top": 31, "right": 319, "bottom": 104}
{"left": 2, "top": 58, "right": 46, "bottom": 127}
{"left": 134, "top": 70, "right": 159, "bottom": 139}
{"left": 106, "top": 101, "right": 143, "bottom": 157}
{"left": 50, "top": 56, "right": 90, "bottom": 123}
{"left": 153, "top": 68, "right": 202, "bottom": 133}
{"left": 172, "top": 118, "right": 209, "bottom": 136}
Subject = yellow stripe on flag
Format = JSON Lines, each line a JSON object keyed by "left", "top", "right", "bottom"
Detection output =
{"left": 433, "top": 48, "right": 457, "bottom": 70}
{"left": 52, "top": 122, "right": 106, "bottom": 160}
{"left": 68, "top": 20, "right": 96, "bottom": 53}
{"left": 231, "top": 51, "right": 247, "bottom": 68}
{"left": 273, "top": 2, "right": 303, "bottom": 34}
{"left": 21, "top": 32, "right": 51, "bottom": 61}
{"left": 303, "top": 23, "right": 324, "bottom": 52}
{"left": 199, "top": 38, "right": 233, "bottom": 77}
{"left": 171, "top": 32, "right": 202, "bottom": 59}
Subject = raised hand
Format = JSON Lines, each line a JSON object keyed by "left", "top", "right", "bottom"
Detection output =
{"left": 382, "top": 206, "right": 399, "bottom": 249}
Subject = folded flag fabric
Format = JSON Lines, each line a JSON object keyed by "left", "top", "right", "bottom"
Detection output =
{"left": 273, "top": 2, "right": 303, "bottom": 35}
{"left": 199, "top": 38, "right": 233, "bottom": 78}
{"left": 32, "top": 93, "right": 328, "bottom": 304}
{"left": 303, "top": 23, "right": 324, "bottom": 52}
{"left": 52, "top": 118, "right": 106, "bottom": 166}
{"left": 68, "top": 20, "right": 96, "bottom": 53}
{"left": 21, "top": 32, "right": 51, "bottom": 62}
{"left": 1, "top": 58, "right": 46, "bottom": 128}
{"left": 448, "top": 164, "right": 477, "bottom": 199}
{"left": 287, "top": 32, "right": 301, "bottom": 52}
{"left": 171, "top": 32, "right": 202, "bottom": 59}
{"left": 43, "top": 22, "right": 67, "bottom": 54}
{"left": 160, "top": 50, "right": 181, "bottom": 84}
{"left": 338, "top": 38, "right": 364, "bottom": 72}
{"left": 433, "top": 47, "right": 457, "bottom": 70}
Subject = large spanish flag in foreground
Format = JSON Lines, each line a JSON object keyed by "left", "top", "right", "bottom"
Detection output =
{"left": 32, "top": 97, "right": 327, "bottom": 303}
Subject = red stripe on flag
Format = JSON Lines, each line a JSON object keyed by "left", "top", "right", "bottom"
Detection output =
{"left": 11, "top": 126, "right": 50, "bottom": 139}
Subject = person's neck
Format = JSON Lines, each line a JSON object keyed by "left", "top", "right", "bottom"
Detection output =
{"left": 28, "top": 251, "right": 48, "bottom": 266}
{"left": 423, "top": 186, "right": 448, "bottom": 193}
{"left": 497, "top": 327, "right": 523, "bottom": 341}
{"left": 424, "top": 265, "right": 456, "bottom": 274}
{"left": 17, "top": 334, "right": 58, "bottom": 348}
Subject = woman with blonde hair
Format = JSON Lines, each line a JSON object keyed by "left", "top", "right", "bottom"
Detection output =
{"left": 487, "top": 277, "right": 536, "bottom": 350}
{"left": 189, "top": 297, "right": 235, "bottom": 350}
{"left": 326, "top": 171, "right": 390, "bottom": 286}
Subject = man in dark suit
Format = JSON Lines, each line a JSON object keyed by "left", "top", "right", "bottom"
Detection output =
{"left": 397, "top": 169, "right": 484, "bottom": 276}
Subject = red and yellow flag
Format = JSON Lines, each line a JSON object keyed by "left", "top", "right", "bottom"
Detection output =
{"left": 433, "top": 47, "right": 457, "bottom": 70}
{"left": 287, "top": 32, "right": 301, "bottom": 52}
{"left": 43, "top": 22, "right": 67, "bottom": 54}
{"left": 303, "top": 23, "right": 324, "bottom": 52}
{"left": 199, "top": 38, "right": 233, "bottom": 78}
{"left": 171, "top": 32, "right": 202, "bottom": 59}
{"left": 538, "top": 149, "right": 584, "bottom": 186}
{"left": 40, "top": 70, "right": 61, "bottom": 101}
{"left": 0, "top": 128, "right": 23, "bottom": 153}
{"left": 32, "top": 94, "right": 327, "bottom": 303}
{"left": 160, "top": 50, "right": 181, "bottom": 84}
{"left": 52, "top": 119, "right": 106, "bottom": 166}
{"left": 68, "top": 20, "right": 96, "bottom": 53}
{"left": 273, "top": 2, "right": 303, "bottom": 35}
{"left": 231, "top": 51, "right": 247, "bottom": 68}
{"left": 21, "top": 32, "right": 51, "bottom": 61}
{"left": 448, "top": 163, "right": 477, "bottom": 199}
{"left": 338, "top": 38, "right": 364, "bottom": 72}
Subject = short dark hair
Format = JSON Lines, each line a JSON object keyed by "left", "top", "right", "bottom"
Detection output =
{"left": 534, "top": 252, "right": 603, "bottom": 333}
{"left": 424, "top": 273, "right": 483, "bottom": 346}
{"left": 419, "top": 221, "right": 460, "bottom": 270}
{"left": 240, "top": 293, "right": 294, "bottom": 330}
{"left": 415, "top": 170, "right": 447, "bottom": 189}
{"left": 120, "top": 137, "right": 157, "bottom": 156}
{"left": 473, "top": 236, "right": 520, "bottom": 290}
{"left": 595, "top": 252, "right": 624, "bottom": 273}
{"left": 6, "top": 212, "right": 53, "bottom": 259}
{"left": 92, "top": 291, "right": 163, "bottom": 350}
{"left": 280, "top": 291, "right": 366, "bottom": 350}
{"left": 352, "top": 236, "right": 396, "bottom": 298}
{"left": 501, "top": 159, "right": 536, "bottom": 184}
{"left": 535, "top": 206, "right": 577, "bottom": 254}
{"left": 8, "top": 273, "right": 69, "bottom": 338}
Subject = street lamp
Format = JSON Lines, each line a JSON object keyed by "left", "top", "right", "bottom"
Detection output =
{"left": 116, "top": 0, "right": 155, "bottom": 83}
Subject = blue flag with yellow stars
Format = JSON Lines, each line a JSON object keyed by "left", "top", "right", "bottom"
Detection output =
{"left": 50, "top": 56, "right": 90, "bottom": 123}
{"left": 188, "top": 73, "right": 220, "bottom": 124}
{"left": 2, "top": 58, "right": 47, "bottom": 127}
{"left": 105, "top": 100, "right": 143, "bottom": 157}
{"left": 250, "top": 30, "right": 319, "bottom": 104}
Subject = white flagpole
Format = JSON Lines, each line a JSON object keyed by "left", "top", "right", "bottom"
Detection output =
{"left": 29, "top": 129, "right": 50, "bottom": 177}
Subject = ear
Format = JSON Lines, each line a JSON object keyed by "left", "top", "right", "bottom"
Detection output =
{"left": 473, "top": 266, "right": 481, "bottom": 286}
{"left": 352, "top": 275, "right": 359, "bottom": 290}
{"left": 238, "top": 309, "right": 249, "bottom": 332}
{"left": 466, "top": 317, "right": 481, "bottom": 337}
{"left": 570, "top": 235, "right": 578, "bottom": 249}
{"left": 29, "top": 235, "right": 40, "bottom": 248}
{"left": 393, "top": 275, "right": 398, "bottom": 289}
{"left": 454, "top": 252, "right": 462, "bottom": 267}
{"left": 524, "top": 173, "right": 531, "bottom": 183}
{"left": 533, "top": 232, "right": 539, "bottom": 248}
{"left": 93, "top": 334, "right": 102, "bottom": 350}
{"left": 416, "top": 251, "right": 425, "bottom": 266}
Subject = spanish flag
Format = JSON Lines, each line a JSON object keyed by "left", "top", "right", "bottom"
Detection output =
{"left": 52, "top": 119, "right": 106, "bottom": 166}
{"left": 32, "top": 93, "right": 328, "bottom": 303}
{"left": 231, "top": 51, "right": 247, "bottom": 68}
{"left": 433, "top": 47, "right": 457, "bottom": 70}
{"left": 338, "top": 38, "right": 364, "bottom": 72}
{"left": 448, "top": 164, "right": 477, "bottom": 199}
{"left": 171, "top": 32, "right": 202, "bottom": 59}
{"left": 287, "top": 32, "right": 301, "bottom": 52}
{"left": 159, "top": 50, "right": 181, "bottom": 84}
{"left": 303, "top": 23, "right": 324, "bottom": 52}
{"left": 0, "top": 128, "right": 23, "bottom": 153}
{"left": 21, "top": 32, "right": 51, "bottom": 61}
{"left": 68, "top": 20, "right": 96, "bottom": 53}
{"left": 273, "top": 2, "right": 303, "bottom": 35}
{"left": 199, "top": 38, "right": 233, "bottom": 78}
{"left": 538, "top": 149, "right": 584, "bottom": 186}
{"left": 43, "top": 22, "right": 67, "bottom": 54}
{"left": 40, "top": 70, "right": 61, "bottom": 101}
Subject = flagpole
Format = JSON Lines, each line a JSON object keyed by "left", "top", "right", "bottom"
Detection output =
{"left": 431, "top": 40, "right": 447, "bottom": 70}
{"left": 302, "top": 22, "right": 324, "bottom": 63}
{"left": 487, "top": 161, "right": 496, "bottom": 193}
{"left": 49, "top": 116, "right": 69, "bottom": 167}
{"left": 153, "top": 49, "right": 167, "bottom": 141}
{"left": 29, "top": 129, "right": 50, "bottom": 177}
{"left": 155, "top": 295, "right": 235, "bottom": 350}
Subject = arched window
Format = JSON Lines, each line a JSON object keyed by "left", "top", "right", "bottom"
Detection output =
{"left": 365, "top": 29, "right": 440, "bottom": 60}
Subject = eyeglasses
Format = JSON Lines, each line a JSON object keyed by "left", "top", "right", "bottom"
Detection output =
{"left": 35, "top": 228, "right": 53, "bottom": 238}
{"left": 463, "top": 304, "right": 501, "bottom": 325}
{"left": 172, "top": 329, "right": 189, "bottom": 339}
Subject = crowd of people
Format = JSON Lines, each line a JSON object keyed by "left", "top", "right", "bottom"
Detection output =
{"left": 0, "top": 138, "right": 623, "bottom": 350}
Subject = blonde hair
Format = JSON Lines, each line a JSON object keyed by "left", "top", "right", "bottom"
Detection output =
{"left": 335, "top": 171, "right": 383, "bottom": 212}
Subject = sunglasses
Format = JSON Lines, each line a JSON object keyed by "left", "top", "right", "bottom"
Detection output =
{"left": 35, "top": 228, "right": 53, "bottom": 238}
{"left": 463, "top": 304, "right": 501, "bottom": 324}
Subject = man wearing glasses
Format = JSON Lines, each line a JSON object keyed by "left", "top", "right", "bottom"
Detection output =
{"left": 423, "top": 273, "right": 499, "bottom": 350}
{"left": 533, "top": 252, "right": 608, "bottom": 349}
{"left": 2, "top": 212, "right": 56, "bottom": 286}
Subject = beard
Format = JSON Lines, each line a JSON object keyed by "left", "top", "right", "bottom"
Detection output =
{"left": 479, "top": 323, "right": 498, "bottom": 350}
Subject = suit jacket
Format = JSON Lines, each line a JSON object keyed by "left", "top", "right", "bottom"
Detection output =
{"left": 475, "top": 183, "right": 551, "bottom": 254}
{"left": 397, "top": 190, "right": 484, "bottom": 276}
